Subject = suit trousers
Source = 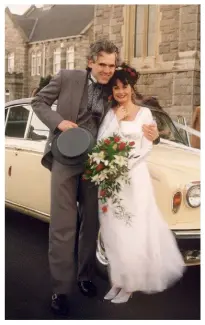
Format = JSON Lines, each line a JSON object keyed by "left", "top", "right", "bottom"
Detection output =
{"left": 49, "top": 160, "right": 99, "bottom": 294}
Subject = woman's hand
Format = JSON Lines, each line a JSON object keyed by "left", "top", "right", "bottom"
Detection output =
{"left": 115, "top": 106, "right": 127, "bottom": 122}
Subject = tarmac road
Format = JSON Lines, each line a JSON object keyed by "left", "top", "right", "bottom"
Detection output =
{"left": 5, "top": 208, "right": 200, "bottom": 320}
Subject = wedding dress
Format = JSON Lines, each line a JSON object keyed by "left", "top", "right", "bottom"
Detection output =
{"left": 97, "top": 106, "right": 186, "bottom": 294}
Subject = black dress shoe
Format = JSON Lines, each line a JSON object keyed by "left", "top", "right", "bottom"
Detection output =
{"left": 51, "top": 294, "right": 69, "bottom": 316}
{"left": 78, "top": 281, "right": 97, "bottom": 297}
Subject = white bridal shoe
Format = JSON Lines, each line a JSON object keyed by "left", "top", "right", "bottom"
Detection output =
{"left": 104, "top": 286, "right": 121, "bottom": 300}
{"left": 111, "top": 289, "right": 132, "bottom": 304}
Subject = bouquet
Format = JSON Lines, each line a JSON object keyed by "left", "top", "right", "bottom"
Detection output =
{"left": 82, "top": 134, "right": 135, "bottom": 215}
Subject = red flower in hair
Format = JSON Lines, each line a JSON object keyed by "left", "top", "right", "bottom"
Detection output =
{"left": 130, "top": 72, "right": 136, "bottom": 77}
{"left": 108, "top": 95, "right": 112, "bottom": 102}
{"left": 127, "top": 68, "right": 132, "bottom": 72}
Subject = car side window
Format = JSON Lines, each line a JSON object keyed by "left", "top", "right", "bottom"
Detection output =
{"left": 5, "top": 105, "right": 30, "bottom": 138}
{"left": 26, "top": 104, "right": 57, "bottom": 140}
{"left": 27, "top": 112, "right": 49, "bottom": 141}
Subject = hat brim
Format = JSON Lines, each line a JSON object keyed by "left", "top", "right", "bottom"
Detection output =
{"left": 51, "top": 127, "right": 96, "bottom": 166}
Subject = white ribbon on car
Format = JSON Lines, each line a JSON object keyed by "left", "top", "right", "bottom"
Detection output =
{"left": 174, "top": 121, "right": 201, "bottom": 138}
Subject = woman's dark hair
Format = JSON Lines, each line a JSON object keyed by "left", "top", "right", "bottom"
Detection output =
{"left": 107, "top": 63, "right": 142, "bottom": 105}
{"left": 110, "top": 62, "right": 140, "bottom": 88}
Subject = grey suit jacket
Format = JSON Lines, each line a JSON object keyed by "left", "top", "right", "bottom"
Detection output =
{"left": 31, "top": 69, "right": 110, "bottom": 171}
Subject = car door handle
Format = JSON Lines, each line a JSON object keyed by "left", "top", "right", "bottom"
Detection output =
{"left": 8, "top": 166, "right": 12, "bottom": 176}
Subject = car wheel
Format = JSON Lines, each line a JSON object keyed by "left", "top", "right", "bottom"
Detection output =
{"left": 96, "top": 229, "right": 108, "bottom": 279}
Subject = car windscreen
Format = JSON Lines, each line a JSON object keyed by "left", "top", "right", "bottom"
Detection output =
{"left": 152, "top": 110, "right": 186, "bottom": 145}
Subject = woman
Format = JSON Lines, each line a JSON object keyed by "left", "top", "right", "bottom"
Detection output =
{"left": 97, "top": 64, "right": 186, "bottom": 304}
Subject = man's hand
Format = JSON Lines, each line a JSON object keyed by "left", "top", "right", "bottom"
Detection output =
{"left": 57, "top": 120, "right": 78, "bottom": 132}
{"left": 142, "top": 124, "right": 159, "bottom": 142}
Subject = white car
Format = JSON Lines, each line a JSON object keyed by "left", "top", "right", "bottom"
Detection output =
{"left": 5, "top": 98, "right": 200, "bottom": 276}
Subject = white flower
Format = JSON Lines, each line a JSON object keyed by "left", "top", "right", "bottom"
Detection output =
{"left": 90, "top": 151, "right": 105, "bottom": 165}
{"left": 91, "top": 171, "right": 108, "bottom": 185}
{"left": 113, "top": 155, "right": 128, "bottom": 167}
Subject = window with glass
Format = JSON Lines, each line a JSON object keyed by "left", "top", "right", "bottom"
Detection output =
{"left": 31, "top": 52, "right": 36, "bottom": 76}
{"left": 36, "top": 51, "right": 42, "bottom": 75}
{"left": 53, "top": 48, "right": 61, "bottom": 74}
{"left": 151, "top": 110, "right": 186, "bottom": 145}
{"left": 8, "top": 53, "right": 14, "bottom": 73}
{"left": 135, "top": 5, "right": 158, "bottom": 58}
{"left": 5, "top": 105, "right": 30, "bottom": 138}
{"left": 66, "top": 46, "right": 75, "bottom": 69}
{"left": 27, "top": 112, "right": 49, "bottom": 140}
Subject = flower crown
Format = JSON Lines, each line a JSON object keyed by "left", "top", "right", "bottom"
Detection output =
{"left": 116, "top": 66, "right": 137, "bottom": 77}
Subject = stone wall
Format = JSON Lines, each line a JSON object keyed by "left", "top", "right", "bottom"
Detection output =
{"left": 94, "top": 5, "right": 124, "bottom": 54}
{"left": 28, "top": 28, "right": 93, "bottom": 96}
{"left": 5, "top": 12, "right": 28, "bottom": 99}
{"left": 94, "top": 4, "right": 200, "bottom": 124}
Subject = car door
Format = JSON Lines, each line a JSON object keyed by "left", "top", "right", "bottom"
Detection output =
{"left": 5, "top": 103, "right": 31, "bottom": 205}
{"left": 5, "top": 103, "right": 51, "bottom": 218}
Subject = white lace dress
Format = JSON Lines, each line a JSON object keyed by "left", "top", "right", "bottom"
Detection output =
{"left": 97, "top": 106, "right": 186, "bottom": 293}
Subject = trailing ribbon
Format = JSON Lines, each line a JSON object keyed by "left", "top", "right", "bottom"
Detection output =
{"left": 174, "top": 121, "right": 201, "bottom": 138}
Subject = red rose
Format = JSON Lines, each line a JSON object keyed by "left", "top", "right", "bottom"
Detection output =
{"left": 100, "top": 190, "right": 106, "bottom": 197}
{"left": 114, "top": 136, "right": 121, "bottom": 143}
{"left": 129, "top": 141, "right": 135, "bottom": 146}
{"left": 118, "top": 142, "right": 126, "bottom": 151}
{"left": 102, "top": 205, "right": 108, "bottom": 213}
{"left": 104, "top": 139, "right": 111, "bottom": 145}
{"left": 96, "top": 163, "right": 104, "bottom": 172}
{"left": 127, "top": 68, "right": 132, "bottom": 72}
{"left": 130, "top": 72, "right": 136, "bottom": 77}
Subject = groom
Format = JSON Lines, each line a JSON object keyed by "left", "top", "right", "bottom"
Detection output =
{"left": 31, "top": 39, "right": 159, "bottom": 316}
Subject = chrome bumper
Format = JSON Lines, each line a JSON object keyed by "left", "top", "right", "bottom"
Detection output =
{"left": 173, "top": 230, "right": 200, "bottom": 266}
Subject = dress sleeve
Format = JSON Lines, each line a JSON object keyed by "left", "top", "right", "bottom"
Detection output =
{"left": 97, "top": 109, "right": 120, "bottom": 141}
{"left": 129, "top": 108, "right": 153, "bottom": 168}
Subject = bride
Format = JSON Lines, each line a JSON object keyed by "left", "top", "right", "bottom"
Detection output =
{"left": 97, "top": 63, "right": 186, "bottom": 304}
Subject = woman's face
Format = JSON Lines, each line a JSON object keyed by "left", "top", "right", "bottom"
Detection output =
{"left": 112, "top": 79, "right": 132, "bottom": 105}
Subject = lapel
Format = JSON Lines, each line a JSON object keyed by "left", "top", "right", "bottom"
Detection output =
{"left": 70, "top": 70, "right": 89, "bottom": 122}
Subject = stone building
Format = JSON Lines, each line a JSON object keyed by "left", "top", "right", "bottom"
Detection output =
{"left": 5, "top": 4, "right": 200, "bottom": 122}
{"left": 5, "top": 5, "right": 94, "bottom": 101}
{"left": 94, "top": 5, "right": 200, "bottom": 122}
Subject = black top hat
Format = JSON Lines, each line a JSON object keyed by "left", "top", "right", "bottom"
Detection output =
{"left": 51, "top": 127, "right": 96, "bottom": 166}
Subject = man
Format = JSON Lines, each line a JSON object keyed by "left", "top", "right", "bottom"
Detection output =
{"left": 31, "top": 39, "right": 159, "bottom": 316}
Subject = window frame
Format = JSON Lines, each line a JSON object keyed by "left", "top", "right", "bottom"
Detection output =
{"left": 123, "top": 5, "right": 160, "bottom": 63}
{"left": 31, "top": 52, "right": 37, "bottom": 76}
{"left": 8, "top": 52, "right": 15, "bottom": 73}
{"left": 66, "top": 46, "right": 75, "bottom": 70}
{"left": 134, "top": 5, "right": 159, "bottom": 58}
{"left": 36, "top": 51, "right": 42, "bottom": 75}
{"left": 5, "top": 104, "right": 32, "bottom": 139}
{"left": 53, "top": 48, "right": 61, "bottom": 75}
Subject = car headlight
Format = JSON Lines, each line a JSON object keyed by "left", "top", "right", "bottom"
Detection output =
{"left": 186, "top": 182, "right": 200, "bottom": 208}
